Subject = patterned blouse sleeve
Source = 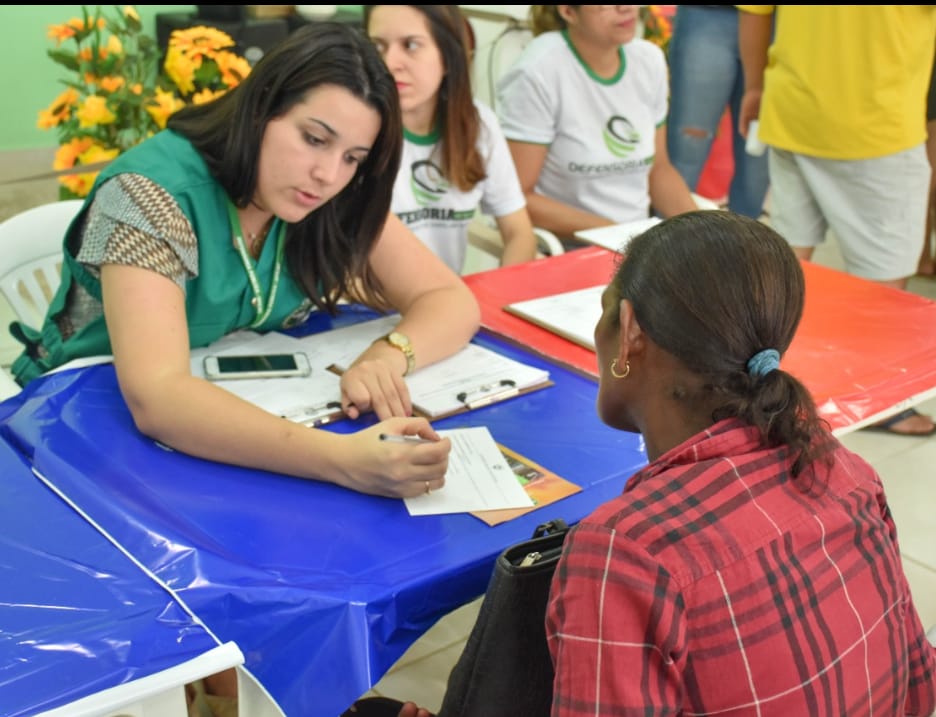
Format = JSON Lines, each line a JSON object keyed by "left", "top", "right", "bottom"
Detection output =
{"left": 546, "top": 522, "right": 686, "bottom": 716}
{"left": 75, "top": 172, "right": 199, "bottom": 289}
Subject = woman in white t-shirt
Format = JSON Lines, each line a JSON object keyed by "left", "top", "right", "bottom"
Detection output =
{"left": 366, "top": 5, "right": 537, "bottom": 273}
{"left": 497, "top": 5, "right": 697, "bottom": 243}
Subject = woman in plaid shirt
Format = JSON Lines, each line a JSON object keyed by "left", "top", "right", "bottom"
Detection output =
{"left": 549, "top": 210, "right": 935, "bottom": 716}
{"left": 344, "top": 210, "right": 935, "bottom": 716}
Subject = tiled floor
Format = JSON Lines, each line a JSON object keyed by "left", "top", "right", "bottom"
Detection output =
{"left": 1, "top": 185, "right": 934, "bottom": 714}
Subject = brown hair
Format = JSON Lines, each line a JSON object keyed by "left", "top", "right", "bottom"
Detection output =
{"left": 168, "top": 23, "right": 401, "bottom": 314}
{"left": 529, "top": 5, "right": 569, "bottom": 36}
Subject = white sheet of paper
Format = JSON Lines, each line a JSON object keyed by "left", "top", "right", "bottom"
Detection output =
{"left": 505, "top": 285, "right": 605, "bottom": 351}
{"left": 404, "top": 427, "right": 534, "bottom": 516}
{"left": 574, "top": 216, "right": 662, "bottom": 253}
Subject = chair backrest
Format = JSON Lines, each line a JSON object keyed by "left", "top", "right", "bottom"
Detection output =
{"left": 0, "top": 200, "right": 83, "bottom": 331}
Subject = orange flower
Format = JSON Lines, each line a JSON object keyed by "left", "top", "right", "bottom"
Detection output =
{"left": 54, "top": 137, "right": 95, "bottom": 171}
{"left": 215, "top": 51, "right": 252, "bottom": 89}
{"left": 47, "top": 22, "right": 78, "bottom": 44}
{"left": 37, "top": 88, "right": 79, "bottom": 128}
{"left": 98, "top": 76, "right": 125, "bottom": 93}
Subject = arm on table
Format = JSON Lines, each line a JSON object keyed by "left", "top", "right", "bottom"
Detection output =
{"left": 102, "top": 262, "right": 451, "bottom": 498}
{"left": 339, "top": 212, "right": 481, "bottom": 420}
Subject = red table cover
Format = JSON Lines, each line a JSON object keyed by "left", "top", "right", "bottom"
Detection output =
{"left": 465, "top": 247, "right": 936, "bottom": 434}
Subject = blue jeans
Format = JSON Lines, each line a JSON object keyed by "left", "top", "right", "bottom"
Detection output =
{"left": 666, "top": 5, "right": 769, "bottom": 218}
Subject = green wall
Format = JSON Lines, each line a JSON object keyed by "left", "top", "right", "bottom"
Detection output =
{"left": 1, "top": 6, "right": 195, "bottom": 152}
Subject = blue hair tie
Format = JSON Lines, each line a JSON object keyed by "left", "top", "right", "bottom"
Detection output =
{"left": 747, "top": 348, "right": 780, "bottom": 377}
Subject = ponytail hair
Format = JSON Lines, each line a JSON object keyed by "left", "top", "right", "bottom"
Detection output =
{"left": 612, "top": 211, "right": 832, "bottom": 484}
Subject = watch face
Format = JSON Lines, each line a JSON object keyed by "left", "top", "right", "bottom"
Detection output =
{"left": 388, "top": 331, "right": 409, "bottom": 348}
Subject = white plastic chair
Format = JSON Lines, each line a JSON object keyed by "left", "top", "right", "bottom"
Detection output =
{"left": 464, "top": 212, "right": 564, "bottom": 274}
{"left": 0, "top": 199, "right": 83, "bottom": 331}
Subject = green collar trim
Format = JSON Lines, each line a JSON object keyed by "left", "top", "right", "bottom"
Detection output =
{"left": 562, "top": 29, "right": 626, "bottom": 85}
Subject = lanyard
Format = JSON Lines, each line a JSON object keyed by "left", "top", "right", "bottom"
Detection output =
{"left": 226, "top": 200, "right": 286, "bottom": 329}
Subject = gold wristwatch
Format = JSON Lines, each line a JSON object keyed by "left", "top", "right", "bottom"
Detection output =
{"left": 381, "top": 331, "right": 415, "bottom": 375}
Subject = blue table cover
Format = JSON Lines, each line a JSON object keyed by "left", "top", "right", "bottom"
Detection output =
{"left": 0, "top": 437, "right": 226, "bottom": 717}
{"left": 0, "top": 309, "right": 647, "bottom": 717}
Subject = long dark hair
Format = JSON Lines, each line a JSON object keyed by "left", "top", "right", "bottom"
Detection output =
{"left": 168, "top": 22, "right": 402, "bottom": 314}
{"left": 612, "top": 211, "right": 831, "bottom": 481}
{"left": 364, "top": 5, "right": 485, "bottom": 191}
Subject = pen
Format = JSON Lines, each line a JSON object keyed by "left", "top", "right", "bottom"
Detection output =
{"left": 379, "top": 433, "right": 436, "bottom": 444}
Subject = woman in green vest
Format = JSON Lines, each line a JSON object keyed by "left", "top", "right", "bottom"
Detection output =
{"left": 11, "top": 22, "right": 480, "bottom": 498}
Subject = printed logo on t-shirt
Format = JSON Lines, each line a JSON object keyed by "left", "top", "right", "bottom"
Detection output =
{"left": 410, "top": 159, "right": 448, "bottom": 205}
{"left": 603, "top": 116, "right": 640, "bottom": 158}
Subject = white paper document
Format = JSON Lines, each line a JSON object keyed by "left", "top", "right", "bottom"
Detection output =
{"left": 404, "top": 427, "right": 534, "bottom": 516}
{"left": 574, "top": 216, "right": 662, "bottom": 253}
{"left": 504, "top": 285, "right": 605, "bottom": 351}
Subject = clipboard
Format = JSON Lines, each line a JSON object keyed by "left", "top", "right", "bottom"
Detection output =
{"left": 326, "top": 322, "right": 554, "bottom": 419}
{"left": 278, "top": 400, "right": 345, "bottom": 427}
{"left": 504, "top": 285, "right": 604, "bottom": 352}
{"left": 420, "top": 375, "right": 555, "bottom": 420}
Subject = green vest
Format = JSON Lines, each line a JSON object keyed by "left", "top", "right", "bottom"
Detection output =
{"left": 11, "top": 130, "right": 308, "bottom": 386}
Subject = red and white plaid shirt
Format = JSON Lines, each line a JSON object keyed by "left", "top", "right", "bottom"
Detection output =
{"left": 547, "top": 419, "right": 935, "bottom": 716}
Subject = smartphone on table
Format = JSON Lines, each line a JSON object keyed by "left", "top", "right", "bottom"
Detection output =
{"left": 203, "top": 352, "right": 312, "bottom": 380}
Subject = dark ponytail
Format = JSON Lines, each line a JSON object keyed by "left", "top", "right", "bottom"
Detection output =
{"left": 613, "top": 211, "right": 831, "bottom": 482}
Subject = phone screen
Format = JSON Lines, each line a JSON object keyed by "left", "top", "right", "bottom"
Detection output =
{"left": 217, "top": 354, "right": 299, "bottom": 374}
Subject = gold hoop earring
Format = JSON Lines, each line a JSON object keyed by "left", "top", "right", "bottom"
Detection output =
{"left": 610, "top": 358, "right": 630, "bottom": 379}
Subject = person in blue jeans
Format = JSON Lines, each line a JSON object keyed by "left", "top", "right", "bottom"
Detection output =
{"left": 666, "top": 5, "right": 769, "bottom": 219}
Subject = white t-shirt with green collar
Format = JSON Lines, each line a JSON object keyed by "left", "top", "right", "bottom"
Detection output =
{"left": 496, "top": 31, "right": 668, "bottom": 224}
{"left": 391, "top": 100, "right": 526, "bottom": 273}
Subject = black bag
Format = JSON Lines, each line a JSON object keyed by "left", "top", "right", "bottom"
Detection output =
{"left": 436, "top": 518, "right": 570, "bottom": 717}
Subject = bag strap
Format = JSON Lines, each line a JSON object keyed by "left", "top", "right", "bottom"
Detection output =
{"left": 532, "top": 518, "right": 568, "bottom": 539}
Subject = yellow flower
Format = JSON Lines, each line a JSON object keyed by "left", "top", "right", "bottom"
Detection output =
{"left": 215, "top": 51, "right": 252, "bottom": 89}
{"left": 163, "top": 44, "right": 200, "bottom": 96}
{"left": 79, "top": 142, "right": 121, "bottom": 166}
{"left": 76, "top": 95, "right": 117, "bottom": 127}
{"left": 192, "top": 88, "right": 226, "bottom": 105}
{"left": 107, "top": 34, "right": 123, "bottom": 56}
{"left": 169, "top": 25, "right": 234, "bottom": 62}
{"left": 40, "top": 5, "right": 250, "bottom": 198}
{"left": 146, "top": 87, "right": 186, "bottom": 129}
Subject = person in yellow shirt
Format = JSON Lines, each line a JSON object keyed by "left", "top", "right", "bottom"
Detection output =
{"left": 738, "top": 5, "right": 936, "bottom": 437}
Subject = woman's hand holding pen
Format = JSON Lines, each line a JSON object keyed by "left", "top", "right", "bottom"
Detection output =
{"left": 340, "top": 344, "right": 412, "bottom": 420}
{"left": 337, "top": 417, "right": 449, "bottom": 498}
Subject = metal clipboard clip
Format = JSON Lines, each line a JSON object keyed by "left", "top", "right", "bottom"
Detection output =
{"left": 455, "top": 379, "right": 519, "bottom": 410}
{"left": 280, "top": 401, "right": 343, "bottom": 427}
